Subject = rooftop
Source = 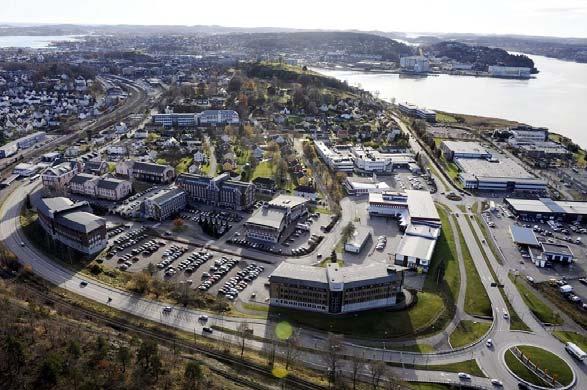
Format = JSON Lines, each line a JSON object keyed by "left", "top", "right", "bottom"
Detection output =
{"left": 541, "top": 243, "right": 574, "bottom": 256}
{"left": 456, "top": 156, "right": 536, "bottom": 180}
{"left": 509, "top": 225, "right": 540, "bottom": 247}
{"left": 394, "top": 235, "right": 436, "bottom": 261}
{"left": 441, "top": 140, "right": 490, "bottom": 156}
{"left": 246, "top": 206, "right": 287, "bottom": 230}
{"left": 406, "top": 190, "right": 440, "bottom": 222}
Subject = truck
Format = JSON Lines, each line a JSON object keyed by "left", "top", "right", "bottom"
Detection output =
{"left": 565, "top": 342, "right": 587, "bottom": 361}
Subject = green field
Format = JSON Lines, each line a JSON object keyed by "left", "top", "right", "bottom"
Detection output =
{"left": 509, "top": 275, "right": 562, "bottom": 325}
{"left": 435, "top": 112, "right": 459, "bottom": 123}
{"left": 553, "top": 331, "right": 587, "bottom": 351}
{"left": 453, "top": 217, "right": 492, "bottom": 317}
{"left": 516, "top": 346, "right": 573, "bottom": 386}
{"left": 449, "top": 320, "right": 491, "bottom": 348}
{"left": 250, "top": 160, "right": 275, "bottom": 180}
{"left": 175, "top": 157, "right": 193, "bottom": 173}
{"left": 390, "top": 343, "right": 435, "bottom": 353}
{"left": 409, "top": 383, "right": 453, "bottom": 390}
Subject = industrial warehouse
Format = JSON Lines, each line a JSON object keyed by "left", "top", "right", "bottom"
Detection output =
{"left": 505, "top": 197, "right": 587, "bottom": 222}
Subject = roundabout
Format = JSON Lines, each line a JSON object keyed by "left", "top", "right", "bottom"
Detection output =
{"left": 503, "top": 345, "right": 575, "bottom": 389}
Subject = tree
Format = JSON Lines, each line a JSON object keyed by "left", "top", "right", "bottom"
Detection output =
{"left": 174, "top": 217, "right": 185, "bottom": 228}
{"left": 275, "top": 158, "right": 289, "bottom": 187}
{"left": 322, "top": 334, "right": 344, "bottom": 386}
{"left": 36, "top": 352, "right": 64, "bottom": 388}
{"left": 283, "top": 329, "right": 301, "bottom": 370}
{"left": 367, "top": 361, "right": 386, "bottom": 389}
{"left": 349, "top": 350, "right": 364, "bottom": 390}
{"left": 237, "top": 321, "right": 251, "bottom": 358}
{"left": 117, "top": 346, "right": 131, "bottom": 373}
{"left": 341, "top": 222, "right": 356, "bottom": 244}
{"left": 136, "top": 339, "right": 162, "bottom": 380}
{"left": 228, "top": 76, "right": 242, "bottom": 93}
{"left": 183, "top": 361, "right": 203, "bottom": 390}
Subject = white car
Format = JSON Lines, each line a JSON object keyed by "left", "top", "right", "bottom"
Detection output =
{"left": 486, "top": 338, "right": 493, "bottom": 347}
{"left": 458, "top": 373, "right": 472, "bottom": 380}
{"left": 198, "top": 315, "right": 208, "bottom": 322}
{"left": 490, "top": 379, "right": 503, "bottom": 387}
{"left": 503, "top": 312, "right": 510, "bottom": 320}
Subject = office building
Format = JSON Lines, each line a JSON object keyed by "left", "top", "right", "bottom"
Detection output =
{"left": 488, "top": 66, "right": 531, "bottom": 79}
{"left": 269, "top": 262, "right": 404, "bottom": 314}
{"left": 197, "top": 110, "right": 240, "bottom": 125}
{"left": 398, "top": 102, "right": 436, "bottom": 122}
{"left": 314, "top": 141, "right": 354, "bottom": 172}
{"left": 152, "top": 113, "right": 197, "bottom": 127}
{"left": 243, "top": 195, "right": 308, "bottom": 243}
{"left": 175, "top": 172, "right": 255, "bottom": 211}
{"left": 36, "top": 197, "right": 107, "bottom": 255}
{"left": 344, "top": 177, "right": 391, "bottom": 196}
{"left": 142, "top": 187, "right": 187, "bottom": 221}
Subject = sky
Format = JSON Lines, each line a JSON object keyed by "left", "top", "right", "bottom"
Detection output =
{"left": 3, "top": 0, "right": 587, "bottom": 38}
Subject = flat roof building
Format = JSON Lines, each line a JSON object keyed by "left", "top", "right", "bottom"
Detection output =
{"left": 269, "top": 262, "right": 404, "bottom": 314}
{"left": 440, "top": 141, "right": 492, "bottom": 161}
{"left": 344, "top": 226, "right": 372, "bottom": 254}
{"left": 456, "top": 156, "right": 546, "bottom": 192}
{"left": 394, "top": 234, "right": 436, "bottom": 272}
{"left": 509, "top": 225, "right": 540, "bottom": 247}
{"left": 344, "top": 177, "right": 391, "bottom": 196}
{"left": 530, "top": 242, "right": 574, "bottom": 268}
{"left": 243, "top": 195, "right": 308, "bottom": 243}
{"left": 505, "top": 197, "right": 587, "bottom": 222}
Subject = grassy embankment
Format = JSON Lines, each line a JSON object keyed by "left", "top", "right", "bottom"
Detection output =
{"left": 552, "top": 331, "right": 587, "bottom": 350}
{"left": 509, "top": 275, "right": 562, "bottom": 325}
{"left": 451, "top": 214, "right": 492, "bottom": 317}
{"left": 449, "top": 320, "right": 491, "bottom": 348}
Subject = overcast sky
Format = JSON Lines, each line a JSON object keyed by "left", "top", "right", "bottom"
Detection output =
{"left": 3, "top": 0, "right": 587, "bottom": 38}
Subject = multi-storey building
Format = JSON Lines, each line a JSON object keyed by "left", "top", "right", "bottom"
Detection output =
{"left": 197, "top": 110, "right": 240, "bottom": 125}
{"left": 41, "top": 161, "right": 80, "bottom": 192}
{"left": 243, "top": 195, "right": 308, "bottom": 243}
{"left": 152, "top": 113, "right": 197, "bottom": 127}
{"left": 175, "top": 172, "right": 255, "bottom": 211}
{"left": 36, "top": 197, "right": 107, "bottom": 255}
{"left": 142, "top": 187, "right": 187, "bottom": 221}
{"left": 269, "top": 262, "right": 404, "bottom": 314}
{"left": 69, "top": 173, "right": 132, "bottom": 201}
{"left": 127, "top": 161, "right": 175, "bottom": 184}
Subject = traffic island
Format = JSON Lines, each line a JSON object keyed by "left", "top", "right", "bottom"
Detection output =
{"left": 503, "top": 345, "right": 575, "bottom": 389}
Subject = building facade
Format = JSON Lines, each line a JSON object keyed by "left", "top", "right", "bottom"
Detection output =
{"left": 243, "top": 195, "right": 308, "bottom": 243}
{"left": 175, "top": 172, "right": 255, "bottom": 211}
{"left": 36, "top": 197, "right": 107, "bottom": 255}
{"left": 269, "top": 262, "right": 404, "bottom": 314}
{"left": 129, "top": 161, "right": 176, "bottom": 184}
{"left": 142, "top": 187, "right": 187, "bottom": 221}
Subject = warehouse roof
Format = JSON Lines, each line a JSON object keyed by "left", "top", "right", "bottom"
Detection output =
{"left": 509, "top": 225, "right": 540, "bottom": 247}
{"left": 394, "top": 235, "right": 436, "bottom": 261}
{"left": 406, "top": 190, "right": 440, "bottom": 222}
{"left": 441, "top": 141, "right": 490, "bottom": 156}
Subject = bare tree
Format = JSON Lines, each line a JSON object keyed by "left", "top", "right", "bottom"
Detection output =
{"left": 237, "top": 321, "right": 251, "bottom": 358}
{"left": 283, "top": 329, "right": 301, "bottom": 370}
{"left": 349, "top": 350, "right": 365, "bottom": 390}
{"left": 367, "top": 361, "right": 386, "bottom": 390}
{"left": 322, "top": 333, "right": 344, "bottom": 387}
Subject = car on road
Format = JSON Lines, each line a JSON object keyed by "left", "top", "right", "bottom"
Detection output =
{"left": 490, "top": 379, "right": 503, "bottom": 387}
{"left": 198, "top": 315, "right": 208, "bottom": 322}
{"left": 486, "top": 338, "right": 493, "bottom": 348}
{"left": 457, "top": 373, "right": 471, "bottom": 380}
{"left": 503, "top": 312, "right": 509, "bottom": 320}
{"left": 162, "top": 306, "right": 172, "bottom": 313}
{"left": 80, "top": 280, "right": 88, "bottom": 287}
{"left": 20, "top": 241, "right": 25, "bottom": 247}
{"left": 202, "top": 327, "right": 213, "bottom": 334}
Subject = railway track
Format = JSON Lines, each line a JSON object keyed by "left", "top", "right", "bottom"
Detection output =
{"left": 14, "top": 278, "right": 325, "bottom": 390}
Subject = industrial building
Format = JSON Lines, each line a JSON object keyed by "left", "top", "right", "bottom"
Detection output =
{"left": 505, "top": 197, "right": 587, "bottom": 222}
{"left": 488, "top": 66, "right": 532, "bottom": 79}
{"left": 350, "top": 146, "right": 416, "bottom": 173}
{"left": 314, "top": 141, "right": 354, "bottom": 172}
{"left": 440, "top": 141, "right": 492, "bottom": 161}
{"left": 368, "top": 190, "right": 440, "bottom": 226}
{"left": 399, "top": 56, "right": 430, "bottom": 73}
{"left": 268, "top": 262, "right": 404, "bottom": 314}
{"left": 243, "top": 195, "right": 308, "bottom": 243}
{"left": 175, "top": 172, "right": 255, "bottom": 211}
{"left": 398, "top": 102, "right": 436, "bottom": 122}
{"left": 344, "top": 177, "right": 390, "bottom": 196}
{"left": 344, "top": 226, "right": 372, "bottom": 254}
{"left": 456, "top": 156, "right": 546, "bottom": 192}
{"left": 36, "top": 197, "right": 107, "bottom": 255}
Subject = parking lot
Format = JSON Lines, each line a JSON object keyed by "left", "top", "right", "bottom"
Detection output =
{"left": 481, "top": 200, "right": 587, "bottom": 304}
{"left": 101, "top": 225, "right": 275, "bottom": 304}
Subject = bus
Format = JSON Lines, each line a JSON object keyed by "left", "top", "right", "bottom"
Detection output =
{"left": 565, "top": 342, "right": 586, "bottom": 361}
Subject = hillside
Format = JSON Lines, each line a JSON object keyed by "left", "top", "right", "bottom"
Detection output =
{"left": 425, "top": 41, "right": 537, "bottom": 72}
{"left": 214, "top": 31, "right": 415, "bottom": 61}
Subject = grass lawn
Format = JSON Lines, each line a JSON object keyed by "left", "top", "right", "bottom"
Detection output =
{"left": 509, "top": 275, "right": 562, "bottom": 325}
{"left": 553, "top": 331, "right": 587, "bottom": 351}
{"left": 251, "top": 160, "right": 275, "bottom": 180}
{"left": 435, "top": 112, "right": 459, "bottom": 123}
{"left": 505, "top": 349, "right": 551, "bottom": 387}
{"left": 517, "top": 345, "right": 574, "bottom": 386}
{"left": 266, "top": 291, "right": 445, "bottom": 339}
{"left": 453, "top": 217, "right": 492, "bottom": 317}
{"left": 534, "top": 282, "right": 587, "bottom": 329}
{"left": 449, "top": 320, "right": 491, "bottom": 348}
